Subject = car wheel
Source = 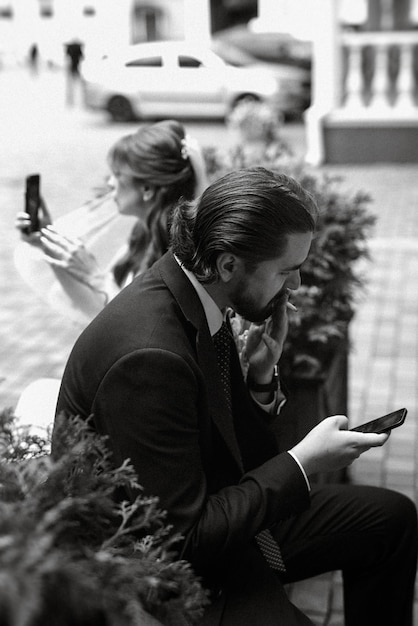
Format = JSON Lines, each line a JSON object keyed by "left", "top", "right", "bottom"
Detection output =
{"left": 231, "top": 93, "right": 261, "bottom": 110}
{"left": 107, "top": 96, "right": 135, "bottom": 122}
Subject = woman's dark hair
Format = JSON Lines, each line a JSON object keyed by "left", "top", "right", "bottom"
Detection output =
{"left": 108, "top": 120, "right": 197, "bottom": 286}
{"left": 171, "top": 167, "right": 318, "bottom": 283}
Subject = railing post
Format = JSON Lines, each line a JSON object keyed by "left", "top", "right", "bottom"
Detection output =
{"left": 370, "top": 44, "right": 391, "bottom": 108}
{"left": 343, "top": 42, "right": 365, "bottom": 108}
{"left": 396, "top": 43, "right": 416, "bottom": 109}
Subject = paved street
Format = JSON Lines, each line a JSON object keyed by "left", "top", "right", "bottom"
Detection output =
{"left": 1, "top": 65, "right": 418, "bottom": 624}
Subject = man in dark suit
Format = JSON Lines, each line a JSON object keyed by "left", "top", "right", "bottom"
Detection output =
{"left": 54, "top": 168, "right": 417, "bottom": 625}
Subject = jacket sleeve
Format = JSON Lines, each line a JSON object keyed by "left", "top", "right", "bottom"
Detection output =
{"left": 91, "top": 348, "right": 310, "bottom": 569}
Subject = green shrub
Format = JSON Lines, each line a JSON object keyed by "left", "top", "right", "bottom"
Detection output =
{"left": 0, "top": 410, "right": 208, "bottom": 626}
{"left": 204, "top": 101, "right": 376, "bottom": 378}
{"left": 280, "top": 168, "right": 375, "bottom": 377}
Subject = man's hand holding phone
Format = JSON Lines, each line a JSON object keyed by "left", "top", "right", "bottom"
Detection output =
{"left": 290, "top": 415, "right": 390, "bottom": 477}
{"left": 290, "top": 409, "right": 407, "bottom": 477}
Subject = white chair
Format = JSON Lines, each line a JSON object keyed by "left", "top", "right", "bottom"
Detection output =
{"left": 14, "top": 377, "right": 61, "bottom": 434}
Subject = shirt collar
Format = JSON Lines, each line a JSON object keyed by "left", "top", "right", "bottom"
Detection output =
{"left": 174, "top": 255, "right": 223, "bottom": 336}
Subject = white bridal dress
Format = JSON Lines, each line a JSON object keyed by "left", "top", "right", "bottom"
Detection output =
{"left": 14, "top": 192, "right": 136, "bottom": 432}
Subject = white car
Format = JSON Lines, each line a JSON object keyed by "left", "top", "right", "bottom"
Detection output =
{"left": 82, "top": 40, "right": 282, "bottom": 122}
{"left": 211, "top": 29, "right": 311, "bottom": 117}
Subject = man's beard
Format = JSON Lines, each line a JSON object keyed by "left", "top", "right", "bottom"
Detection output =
{"left": 229, "top": 281, "right": 284, "bottom": 324}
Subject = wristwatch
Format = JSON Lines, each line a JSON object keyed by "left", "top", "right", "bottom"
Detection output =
{"left": 247, "top": 364, "right": 279, "bottom": 393}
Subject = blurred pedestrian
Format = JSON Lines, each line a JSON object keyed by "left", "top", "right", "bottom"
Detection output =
{"left": 28, "top": 43, "right": 39, "bottom": 76}
{"left": 64, "top": 38, "right": 84, "bottom": 106}
{"left": 14, "top": 119, "right": 208, "bottom": 427}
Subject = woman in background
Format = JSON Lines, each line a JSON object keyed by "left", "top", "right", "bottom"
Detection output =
{"left": 16, "top": 119, "right": 208, "bottom": 322}
{"left": 14, "top": 119, "right": 208, "bottom": 427}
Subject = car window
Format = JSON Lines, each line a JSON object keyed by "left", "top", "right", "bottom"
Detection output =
{"left": 178, "top": 55, "right": 203, "bottom": 68}
{"left": 125, "top": 56, "right": 162, "bottom": 67}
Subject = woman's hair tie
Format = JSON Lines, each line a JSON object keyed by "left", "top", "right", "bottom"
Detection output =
{"left": 180, "top": 134, "right": 199, "bottom": 161}
{"left": 180, "top": 137, "right": 189, "bottom": 160}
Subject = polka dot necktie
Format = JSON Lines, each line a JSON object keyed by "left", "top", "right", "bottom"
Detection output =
{"left": 254, "top": 529, "right": 286, "bottom": 573}
{"left": 212, "top": 321, "right": 286, "bottom": 574}
{"left": 212, "top": 321, "right": 233, "bottom": 414}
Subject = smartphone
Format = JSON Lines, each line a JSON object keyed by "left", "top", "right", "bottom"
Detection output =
{"left": 350, "top": 408, "right": 407, "bottom": 434}
{"left": 24, "top": 174, "right": 41, "bottom": 234}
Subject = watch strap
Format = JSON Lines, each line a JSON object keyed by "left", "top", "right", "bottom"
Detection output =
{"left": 247, "top": 365, "right": 279, "bottom": 393}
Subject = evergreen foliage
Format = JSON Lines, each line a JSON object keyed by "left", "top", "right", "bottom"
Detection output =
{"left": 204, "top": 100, "right": 377, "bottom": 377}
{"left": 280, "top": 168, "right": 375, "bottom": 377}
{"left": 0, "top": 410, "right": 208, "bottom": 626}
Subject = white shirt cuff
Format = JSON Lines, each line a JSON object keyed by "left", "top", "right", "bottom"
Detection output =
{"left": 287, "top": 450, "right": 311, "bottom": 492}
{"left": 251, "top": 388, "right": 287, "bottom": 415}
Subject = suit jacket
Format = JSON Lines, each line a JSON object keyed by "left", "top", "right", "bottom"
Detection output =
{"left": 55, "top": 251, "right": 312, "bottom": 625}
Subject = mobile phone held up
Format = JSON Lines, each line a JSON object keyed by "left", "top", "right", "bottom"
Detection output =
{"left": 24, "top": 173, "right": 41, "bottom": 234}
{"left": 350, "top": 408, "right": 407, "bottom": 434}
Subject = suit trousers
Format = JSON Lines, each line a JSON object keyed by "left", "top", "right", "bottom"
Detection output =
{"left": 273, "top": 483, "right": 418, "bottom": 626}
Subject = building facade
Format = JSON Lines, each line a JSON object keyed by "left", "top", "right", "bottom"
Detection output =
{"left": 305, "top": 0, "right": 418, "bottom": 163}
{"left": 0, "top": 0, "right": 188, "bottom": 66}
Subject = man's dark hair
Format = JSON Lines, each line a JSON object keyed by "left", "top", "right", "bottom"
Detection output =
{"left": 171, "top": 167, "right": 318, "bottom": 283}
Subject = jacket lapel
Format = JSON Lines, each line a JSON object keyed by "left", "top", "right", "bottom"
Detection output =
{"left": 158, "top": 253, "right": 244, "bottom": 473}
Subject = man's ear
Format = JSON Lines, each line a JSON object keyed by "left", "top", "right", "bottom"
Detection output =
{"left": 216, "top": 253, "right": 239, "bottom": 283}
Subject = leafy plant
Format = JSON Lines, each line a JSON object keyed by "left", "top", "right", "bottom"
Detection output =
{"left": 204, "top": 101, "right": 376, "bottom": 378}
{"left": 203, "top": 98, "right": 293, "bottom": 181}
{"left": 280, "top": 168, "right": 375, "bottom": 378}
{"left": 0, "top": 410, "right": 208, "bottom": 626}
{"left": 227, "top": 98, "right": 285, "bottom": 145}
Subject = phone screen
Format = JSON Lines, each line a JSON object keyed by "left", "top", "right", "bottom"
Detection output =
{"left": 350, "top": 408, "right": 407, "bottom": 433}
{"left": 25, "top": 174, "right": 41, "bottom": 233}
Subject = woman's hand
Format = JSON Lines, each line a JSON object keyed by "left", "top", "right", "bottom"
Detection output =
{"left": 245, "top": 290, "right": 290, "bottom": 384}
{"left": 15, "top": 197, "right": 52, "bottom": 244}
{"left": 39, "top": 226, "right": 105, "bottom": 290}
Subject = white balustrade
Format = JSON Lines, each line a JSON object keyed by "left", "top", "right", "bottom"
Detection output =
{"left": 305, "top": 0, "right": 418, "bottom": 164}
{"left": 341, "top": 31, "right": 418, "bottom": 114}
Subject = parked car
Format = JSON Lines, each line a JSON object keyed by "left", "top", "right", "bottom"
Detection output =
{"left": 212, "top": 25, "right": 312, "bottom": 116}
{"left": 212, "top": 24, "right": 312, "bottom": 68}
{"left": 82, "top": 40, "right": 285, "bottom": 122}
